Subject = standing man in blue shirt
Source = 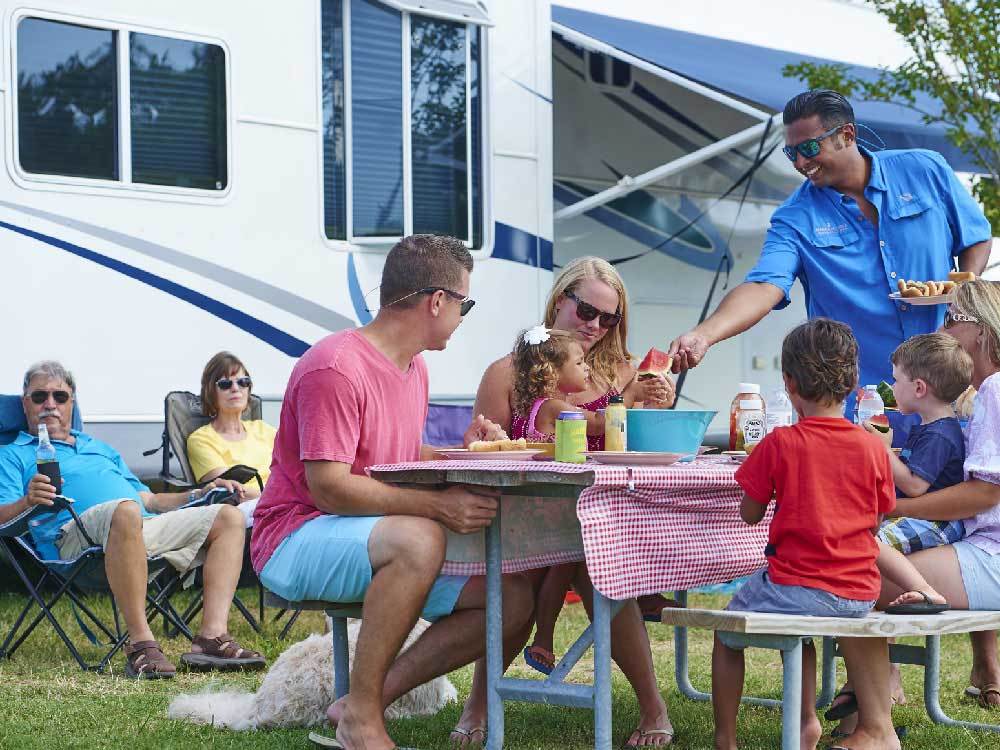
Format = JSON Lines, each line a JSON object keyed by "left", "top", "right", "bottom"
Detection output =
{"left": 668, "top": 89, "right": 993, "bottom": 396}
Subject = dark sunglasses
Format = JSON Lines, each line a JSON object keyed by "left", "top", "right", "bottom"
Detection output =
{"left": 564, "top": 289, "right": 621, "bottom": 328}
{"left": 387, "top": 287, "right": 476, "bottom": 316}
{"left": 782, "top": 124, "right": 844, "bottom": 162}
{"left": 216, "top": 376, "right": 252, "bottom": 390}
{"left": 29, "top": 390, "right": 71, "bottom": 405}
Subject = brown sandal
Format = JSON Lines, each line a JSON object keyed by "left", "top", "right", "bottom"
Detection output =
{"left": 124, "top": 640, "right": 176, "bottom": 679}
{"left": 180, "top": 632, "right": 266, "bottom": 671}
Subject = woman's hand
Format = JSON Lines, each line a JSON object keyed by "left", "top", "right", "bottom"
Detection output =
{"left": 623, "top": 372, "right": 675, "bottom": 408}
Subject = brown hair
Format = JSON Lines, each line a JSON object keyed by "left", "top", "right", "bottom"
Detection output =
{"left": 952, "top": 280, "right": 1000, "bottom": 367}
{"left": 511, "top": 329, "right": 581, "bottom": 416}
{"left": 379, "top": 234, "right": 473, "bottom": 309}
{"left": 200, "top": 351, "right": 249, "bottom": 417}
{"left": 891, "top": 333, "right": 973, "bottom": 403}
{"left": 543, "top": 257, "right": 632, "bottom": 391}
{"left": 781, "top": 318, "right": 858, "bottom": 406}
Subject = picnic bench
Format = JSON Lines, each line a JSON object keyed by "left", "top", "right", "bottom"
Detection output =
{"left": 660, "top": 607, "right": 1000, "bottom": 749}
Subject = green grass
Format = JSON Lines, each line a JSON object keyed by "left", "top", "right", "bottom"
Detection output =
{"left": 0, "top": 588, "right": 998, "bottom": 749}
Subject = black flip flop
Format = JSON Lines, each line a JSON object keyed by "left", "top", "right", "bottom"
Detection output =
{"left": 885, "top": 590, "right": 950, "bottom": 615}
{"left": 823, "top": 689, "right": 857, "bottom": 721}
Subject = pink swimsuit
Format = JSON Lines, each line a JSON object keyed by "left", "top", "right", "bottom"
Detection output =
{"left": 510, "top": 390, "right": 617, "bottom": 451}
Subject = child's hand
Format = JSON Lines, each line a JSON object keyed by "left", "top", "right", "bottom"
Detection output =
{"left": 862, "top": 420, "right": 893, "bottom": 449}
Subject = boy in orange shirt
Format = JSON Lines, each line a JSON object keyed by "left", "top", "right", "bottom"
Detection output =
{"left": 712, "top": 319, "right": 939, "bottom": 750}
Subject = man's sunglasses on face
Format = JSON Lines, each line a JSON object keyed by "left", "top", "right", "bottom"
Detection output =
{"left": 216, "top": 376, "right": 253, "bottom": 391}
{"left": 386, "top": 287, "right": 476, "bottom": 316}
{"left": 29, "top": 390, "right": 71, "bottom": 405}
{"left": 782, "top": 124, "right": 845, "bottom": 162}
{"left": 564, "top": 289, "right": 621, "bottom": 328}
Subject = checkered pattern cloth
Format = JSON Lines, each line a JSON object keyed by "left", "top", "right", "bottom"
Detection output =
{"left": 369, "top": 456, "right": 770, "bottom": 597}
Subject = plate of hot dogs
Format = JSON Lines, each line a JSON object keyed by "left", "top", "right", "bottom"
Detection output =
{"left": 888, "top": 272, "right": 975, "bottom": 305}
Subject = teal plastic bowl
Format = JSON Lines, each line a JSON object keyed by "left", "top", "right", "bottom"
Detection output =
{"left": 626, "top": 409, "right": 717, "bottom": 454}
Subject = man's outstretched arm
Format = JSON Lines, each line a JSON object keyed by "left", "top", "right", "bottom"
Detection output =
{"left": 668, "top": 282, "right": 786, "bottom": 372}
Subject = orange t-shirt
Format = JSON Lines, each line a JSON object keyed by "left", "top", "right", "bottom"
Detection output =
{"left": 735, "top": 417, "right": 895, "bottom": 600}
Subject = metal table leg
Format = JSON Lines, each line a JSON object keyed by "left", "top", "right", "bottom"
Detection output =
{"left": 593, "top": 587, "right": 613, "bottom": 750}
{"left": 485, "top": 501, "right": 504, "bottom": 750}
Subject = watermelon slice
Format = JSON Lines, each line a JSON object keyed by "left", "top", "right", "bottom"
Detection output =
{"left": 869, "top": 414, "right": 891, "bottom": 433}
{"left": 638, "top": 347, "right": 673, "bottom": 380}
{"left": 877, "top": 381, "right": 897, "bottom": 409}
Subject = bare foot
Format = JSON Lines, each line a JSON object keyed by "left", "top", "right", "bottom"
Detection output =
{"left": 830, "top": 726, "right": 901, "bottom": 750}
{"left": 325, "top": 696, "right": 395, "bottom": 750}
{"left": 887, "top": 588, "right": 946, "bottom": 607}
{"left": 623, "top": 710, "right": 674, "bottom": 747}
{"left": 524, "top": 644, "right": 556, "bottom": 672}
{"left": 450, "top": 698, "right": 487, "bottom": 748}
{"left": 969, "top": 667, "right": 1000, "bottom": 707}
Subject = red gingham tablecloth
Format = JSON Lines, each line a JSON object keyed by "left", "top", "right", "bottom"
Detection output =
{"left": 369, "top": 456, "right": 771, "bottom": 599}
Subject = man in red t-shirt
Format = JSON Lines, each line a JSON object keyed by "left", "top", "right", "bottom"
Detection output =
{"left": 713, "top": 319, "right": 901, "bottom": 750}
{"left": 252, "top": 235, "right": 532, "bottom": 750}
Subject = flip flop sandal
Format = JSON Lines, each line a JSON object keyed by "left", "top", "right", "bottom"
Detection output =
{"left": 181, "top": 633, "right": 266, "bottom": 671}
{"left": 885, "top": 590, "right": 950, "bottom": 615}
{"left": 823, "top": 689, "right": 857, "bottom": 721}
{"left": 622, "top": 728, "right": 674, "bottom": 748}
{"left": 124, "top": 639, "right": 176, "bottom": 679}
{"left": 307, "top": 731, "right": 419, "bottom": 749}
{"left": 977, "top": 683, "right": 1000, "bottom": 709}
{"left": 523, "top": 645, "right": 555, "bottom": 675}
{"left": 966, "top": 685, "right": 982, "bottom": 698}
{"left": 449, "top": 726, "right": 486, "bottom": 747}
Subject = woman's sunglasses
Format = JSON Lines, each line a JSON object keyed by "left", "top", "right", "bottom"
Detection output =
{"left": 782, "top": 124, "right": 844, "bottom": 162}
{"left": 944, "top": 309, "right": 980, "bottom": 329}
{"left": 29, "top": 390, "right": 71, "bottom": 405}
{"left": 216, "top": 376, "right": 252, "bottom": 390}
{"left": 564, "top": 289, "right": 621, "bottom": 328}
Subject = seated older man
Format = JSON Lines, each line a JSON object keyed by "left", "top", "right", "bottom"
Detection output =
{"left": 0, "top": 360, "right": 265, "bottom": 678}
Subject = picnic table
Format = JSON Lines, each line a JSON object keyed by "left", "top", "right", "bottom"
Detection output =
{"left": 369, "top": 455, "right": 770, "bottom": 750}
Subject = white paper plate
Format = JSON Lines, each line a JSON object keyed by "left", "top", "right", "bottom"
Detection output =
{"left": 582, "top": 451, "right": 687, "bottom": 466}
{"left": 435, "top": 449, "right": 543, "bottom": 461}
{"left": 888, "top": 292, "right": 953, "bottom": 306}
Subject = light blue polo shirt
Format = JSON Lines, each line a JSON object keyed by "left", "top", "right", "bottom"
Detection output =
{"left": 747, "top": 146, "right": 992, "bottom": 392}
{"left": 0, "top": 430, "right": 151, "bottom": 560}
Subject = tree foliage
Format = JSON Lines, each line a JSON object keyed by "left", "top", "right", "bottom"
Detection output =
{"left": 783, "top": 0, "right": 999, "bottom": 232}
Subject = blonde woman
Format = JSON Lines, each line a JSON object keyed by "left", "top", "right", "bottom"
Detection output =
{"left": 451, "top": 258, "right": 676, "bottom": 749}
{"left": 833, "top": 280, "right": 1000, "bottom": 734}
{"left": 188, "top": 352, "right": 276, "bottom": 508}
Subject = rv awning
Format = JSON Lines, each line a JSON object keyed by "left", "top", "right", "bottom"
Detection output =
{"left": 552, "top": 6, "right": 979, "bottom": 173}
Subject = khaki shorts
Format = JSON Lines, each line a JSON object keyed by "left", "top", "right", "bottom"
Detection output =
{"left": 56, "top": 499, "right": 224, "bottom": 575}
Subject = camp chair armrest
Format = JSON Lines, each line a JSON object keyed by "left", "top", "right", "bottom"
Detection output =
{"left": 0, "top": 496, "right": 75, "bottom": 538}
{"left": 180, "top": 486, "right": 238, "bottom": 509}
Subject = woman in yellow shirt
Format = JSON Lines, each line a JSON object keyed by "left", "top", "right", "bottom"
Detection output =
{"left": 188, "top": 352, "right": 277, "bottom": 505}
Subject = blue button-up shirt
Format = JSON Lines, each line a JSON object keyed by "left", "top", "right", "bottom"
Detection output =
{"left": 0, "top": 430, "right": 151, "bottom": 561}
{"left": 747, "top": 147, "right": 992, "bottom": 392}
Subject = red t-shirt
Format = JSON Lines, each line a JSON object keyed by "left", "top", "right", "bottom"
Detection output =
{"left": 734, "top": 417, "right": 895, "bottom": 600}
{"left": 251, "top": 330, "right": 429, "bottom": 571}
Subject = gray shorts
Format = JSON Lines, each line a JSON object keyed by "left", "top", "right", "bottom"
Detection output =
{"left": 954, "top": 540, "right": 1000, "bottom": 610}
{"left": 719, "top": 568, "right": 875, "bottom": 649}
{"left": 57, "top": 499, "right": 224, "bottom": 575}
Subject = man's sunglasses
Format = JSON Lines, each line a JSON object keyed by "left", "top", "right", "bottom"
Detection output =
{"left": 564, "top": 289, "right": 621, "bottom": 328}
{"left": 387, "top": 287, "right": 476, "bottom": 316}
{"left": 944, "top": 309, "right": 979, "bottom": 329}
{"left": 216, "top": 376, "right": 252, "bottom": 390}
{"left": 29, "top": 390, "right": 71, "bottom": 405}
{"left": 782, "top": 124, "right": 845, "bottom": 162}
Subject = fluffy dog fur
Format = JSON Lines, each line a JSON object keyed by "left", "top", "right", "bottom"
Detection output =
{"left": 168, "top": 618, "right": 457, "bottom": 730}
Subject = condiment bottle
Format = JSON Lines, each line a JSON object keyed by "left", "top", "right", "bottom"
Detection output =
{"left": 555, "top": 411, "right": 587, "bottom": 463}
{"left": 736, "top": 400, "right": 766, "bottom": 452}
{"left": 604, "top": 395, "right": 627, "bottom": 452}
{"left": 729, "top": 383, "right": 764, "bottom": 450}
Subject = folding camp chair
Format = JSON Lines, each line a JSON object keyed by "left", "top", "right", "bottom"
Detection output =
{"left": 143, "top": 390, "right": 273, "bottom": 634}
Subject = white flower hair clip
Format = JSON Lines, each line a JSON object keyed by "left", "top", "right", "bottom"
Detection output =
{"left": 523, "top": 325, "right": 551, "bottom": 346}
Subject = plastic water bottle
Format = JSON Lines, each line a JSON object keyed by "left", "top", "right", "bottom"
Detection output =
{"left": 765, "top": 389, "right": 794, "bottom": 433}
{"left": 36, "top": 423, "right": 62, "bottom": 493}
{"left": 856, "top": 385, "right": 885, "bottom": 426}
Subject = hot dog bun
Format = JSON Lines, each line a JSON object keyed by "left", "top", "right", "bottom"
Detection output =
{"left": 948, "top": 271, "right": 976, "bottom": 283}
{"left": 468, "top": 438, "right": 528, "bottom": 452}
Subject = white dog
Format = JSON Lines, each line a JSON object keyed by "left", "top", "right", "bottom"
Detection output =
{"left": 168, "top": 618, "right": 457, "bottom": 730}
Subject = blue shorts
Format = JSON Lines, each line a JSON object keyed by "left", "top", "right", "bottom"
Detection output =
{"left": 259, "top": 514, "right": 469, "bottom": 623}
{"left": 878, "top": 517, "right": 965, "bottom": 554}
{"left": 719, "top": 569, "right": 874, "bottom": 649}
{"left": 954, "top": 540, "right": 1000, "bottom": 610}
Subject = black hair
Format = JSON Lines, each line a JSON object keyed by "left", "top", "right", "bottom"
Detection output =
{"left": 782, "top": 89, "right": 855, "bottom": 129}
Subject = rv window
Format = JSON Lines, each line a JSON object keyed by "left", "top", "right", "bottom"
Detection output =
{"left": 130, "top": 34, "right": 227, "bottom": 190}
{"left": 351, "top": 0, "right": 404, "bottom": 237}
{"left": 320, "top": 0, "right": 485, "bottom": 246}
{"left": 16, "top": 18, "right": 119, "bottom": 180}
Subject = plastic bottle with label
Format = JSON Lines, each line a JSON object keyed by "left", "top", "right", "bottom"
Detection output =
{"left": 765, "top": 388, "right": 794, "bottom": 434}
{"left": 737, "top": 400, "right": 767, "bottom": 452}
{"left": 604, "top": 395, "right": 627, "bottom": 452}
{"left": 729, "top": 383, "right": 765, "bottom": 450}
{"left": 856, "top": 385, "right": 885, "bottom": 425}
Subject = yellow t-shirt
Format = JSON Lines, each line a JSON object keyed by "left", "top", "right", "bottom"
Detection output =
{"left": 186, "top": 420, "right": 277, "bottom": 485}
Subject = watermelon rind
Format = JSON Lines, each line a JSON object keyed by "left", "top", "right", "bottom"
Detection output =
{"left": 877, "top": 381, "right": 896, "bottom": 408}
